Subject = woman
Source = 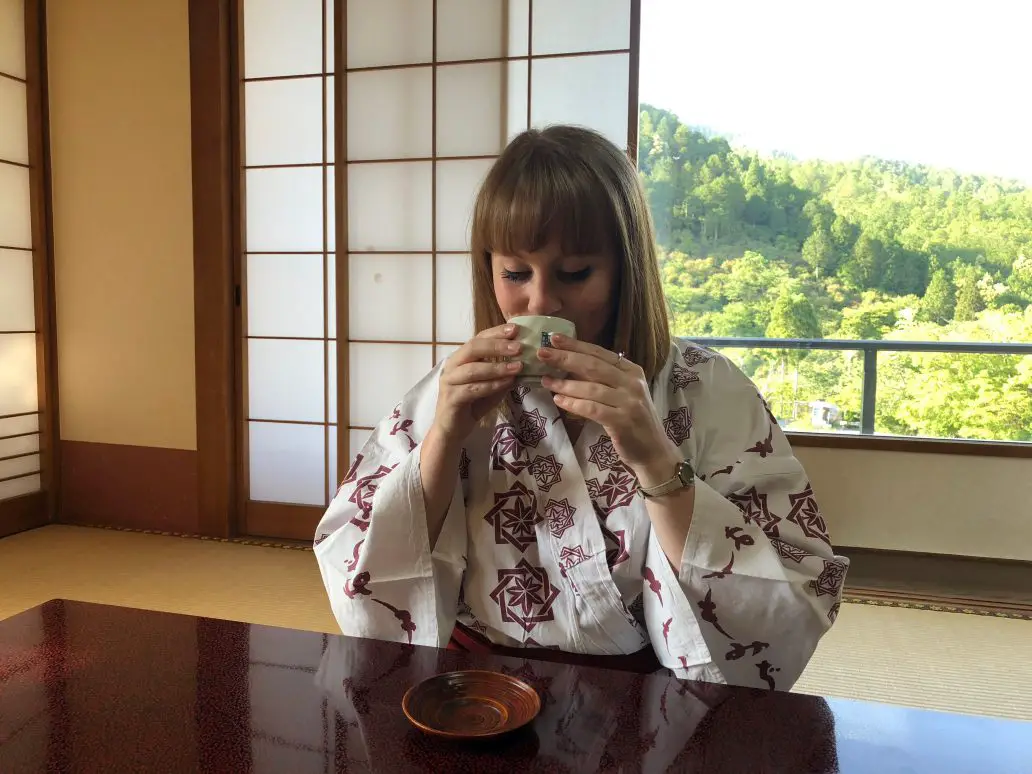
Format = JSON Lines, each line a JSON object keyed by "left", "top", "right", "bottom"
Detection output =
{"left": 315, "top": 125, "right": 848, "bottom": 691}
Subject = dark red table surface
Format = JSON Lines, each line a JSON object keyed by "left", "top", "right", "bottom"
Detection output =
{"left": 1, "top": 601, "right": 1029, "bottom": 773}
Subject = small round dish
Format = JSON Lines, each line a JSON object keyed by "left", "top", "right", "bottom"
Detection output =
{"left": 402, "top": 670, "right": 541, "bottom": 740}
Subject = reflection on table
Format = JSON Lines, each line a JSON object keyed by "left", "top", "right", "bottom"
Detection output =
{"left": 1, "top": 600, "right": 1029, "bottom": 773}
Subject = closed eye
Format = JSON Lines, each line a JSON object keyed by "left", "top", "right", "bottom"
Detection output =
{"left": 501, "top": 269, "right": 530, "bottom": 283}
{"left": 501, "top": 267, "right": 592, "bottom": 283}
{"left": 558, "top": 268, "right": 592, "bottom": 283}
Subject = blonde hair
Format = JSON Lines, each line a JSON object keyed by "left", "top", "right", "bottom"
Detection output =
{"left": 469, "top": 125, "right": 671, "bottom": 383}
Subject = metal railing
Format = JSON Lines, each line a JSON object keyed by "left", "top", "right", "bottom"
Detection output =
{"left": 691, "top": 337, "right": 1032, "bottom": 436}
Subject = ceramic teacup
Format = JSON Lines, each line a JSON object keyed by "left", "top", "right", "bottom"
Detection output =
{"left": 508, "top": 315, "right": 577, "bottom": 384}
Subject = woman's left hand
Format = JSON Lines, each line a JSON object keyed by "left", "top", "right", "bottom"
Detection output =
{"left": 539, "top": 334, "right": 681, "bottom": 488}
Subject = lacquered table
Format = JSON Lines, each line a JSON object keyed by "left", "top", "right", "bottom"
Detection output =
{"left": 1, "top": 601, "right": 1029, "bottom": 773}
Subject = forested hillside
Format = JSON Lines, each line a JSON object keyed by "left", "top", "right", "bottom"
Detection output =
{"left": 639, "top": 104, "right": 1032, "bottom": 440}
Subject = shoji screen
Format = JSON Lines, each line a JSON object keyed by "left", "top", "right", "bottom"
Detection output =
{"left": 343, "top": 0, "right": 635, "bottom": 474}
{"left": 239, "top": 0, "right": 336, "bottom": 537}
{"left": 0, "top": 0, "right": 51, "bottom": 533}
{"left": 239, "top": 0, "right": 636, "bottom": 541}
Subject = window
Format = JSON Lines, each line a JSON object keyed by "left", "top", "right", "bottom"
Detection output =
{"left": 238, "top": 0, "right": 337, "bottom": 538}
{"left": 638, "top": 0, "right": 1032, "bottom": 447}
{"left": 237, "top": 0, "right": 636, "bottom": 540}
{"left": 0, "top": 0, "right": 54, "bottom": 532}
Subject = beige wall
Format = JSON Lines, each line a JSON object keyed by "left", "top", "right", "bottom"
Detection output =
{"left": 799, "top": 447, "right": 1032, "bottom": 562}
{"left": 47, "top": 0, "right": 196, "bottom": 450}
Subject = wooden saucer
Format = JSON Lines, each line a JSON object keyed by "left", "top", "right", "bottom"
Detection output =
{"left": 402, "top": 670, "right": 541, "bottom": 739}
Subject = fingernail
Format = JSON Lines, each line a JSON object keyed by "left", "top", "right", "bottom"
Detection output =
{"left": 506, "top": 361, "right": 522, "bottom": 371}
{"left": 551, "top": 333, "right": 566, "bottom": 344}
{"left": 537, "top": 348, "right": 553, "bottom": 359}
{"left": 505, "top": 324, "right": 516, "bottom": 333}
{"left": 506, "top": 342, "right": 521, "bottom": 353}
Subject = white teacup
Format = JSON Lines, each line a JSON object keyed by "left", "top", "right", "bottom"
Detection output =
{"left": 508, "top": 315, "right": 577, "bottom": 384}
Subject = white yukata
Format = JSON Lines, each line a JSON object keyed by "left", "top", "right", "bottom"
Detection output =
{"left": 314, "top": 339, "right": 849, "bottom": 691}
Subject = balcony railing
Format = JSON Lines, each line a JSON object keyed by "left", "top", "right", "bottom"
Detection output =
{"left": 691, "top": 337, "right": 1032, "bottom": 438}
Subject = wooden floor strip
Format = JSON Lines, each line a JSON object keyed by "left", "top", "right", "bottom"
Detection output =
{"left": 17, "top": 523, "right": 1032, "bottom": 620}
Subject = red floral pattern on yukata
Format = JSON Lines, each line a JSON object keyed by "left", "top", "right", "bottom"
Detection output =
{"left": 389, "top": 417, "right": 417, "bottom": 451}
{"left": 601, "top": 524, "right": 630, "bottom": 569}
{"left": 339, "top": 453, "right": 364, "bottom": 491}
{"left": 758, "top": 660, "right": 780, "bottom": 690}
{"left": 827, "top": 602, "right": 841, "bottom": 624}
{"left": 663, "top": 407, "right": 693, "bottom": 447}
{"left": 343, "top": 571, "right": 372, "bottom": 599}
{"left": 643, "top": 567, "right": 664, "bottom": 606}
{"left": 770, "top": 536, "right": 808, "bottom": 563}
{"left": 491, "top": 423, "right": 529, "bottom": 475}
{"left": 371, "top": 598, "right": 416, "bottom": 643}
{"left": 702, "top": 553, "right": 735, "bottom": 579}
{"left": 514, "top": 408, "right": 548, "bottom": 448}
{"left": 786, "top": 484, "right": 831, "bottom": 545}
{"left": 544, "top": 498, "right": 577, "bottom": 539}
{"left": 727, "top": 486, "right": 781, "bottom": 537}
{"left": 586, "top": 468, "right": 639, "bottom": 518}
{"left": 725, "top": 526, "right": 755, "bottom": 551}
{"left": 529, "top": 454, "right": 563, "bottom": 492}
{"left": 587, "top": 434, "right": 626, "bottom": 473}
{"left": 669, "top": 364, "right": 700, "bottom": 390}
{"left": 758, "top": 392, "right": 778, "bottom": 425}
{"left": 746, "top": 426, "right": 774, "bottom": 458}
{"left": 509, "top": 383, "right": 530, "bottom": 404}
{"left": 698, "top": 589, "right": 733, "bottom": 638}
{"left": 457, "top": 587, "right": 488, "bottom": 634}
{"left": 681, "top": 346, "right": 713, "bottom": 367}
{"left": 558, "top": 544, "right": 589, "bottom": 572}
{"left": 725, "top": 640, "right": 769, "bottom": 661}
{"left": 483, "top": 481, "right": 542, "bottom": 553}
{"left": 810, "top": 558, "right": 847, "bottom": 598}
{"left": 347, "top": 463, "right": 397, "bottom": 532}
{"left": 345, "top": 540, "right": 363, "bottom": 572}
{"left": 489, "top": 560, "right": 561, "bottom": 633}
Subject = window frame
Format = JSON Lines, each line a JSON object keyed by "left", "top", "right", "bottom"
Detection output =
{"left": 0, "top": 0, "right": 60, "bottom": 538}
{"left": 689, "top": 337, "right": 1032, "bottom": 458}
{"left": 188, "top": 0, "right": 1027, "bottom": 540}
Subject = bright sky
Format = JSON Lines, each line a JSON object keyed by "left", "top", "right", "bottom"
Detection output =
{"left": 639, "top": 0, "right": 1032, "bottom": 184}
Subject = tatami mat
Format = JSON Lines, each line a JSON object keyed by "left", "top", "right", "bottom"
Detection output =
{"left": 2, "top": 525, "right": 1030, "bottom": 722}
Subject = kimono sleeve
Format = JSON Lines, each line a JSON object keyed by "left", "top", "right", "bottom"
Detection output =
{"left": 313, "top": 364, "right": 467, "bottom": 648}
{"left": 644, "top": 351, "right": 848, "bottom": 691}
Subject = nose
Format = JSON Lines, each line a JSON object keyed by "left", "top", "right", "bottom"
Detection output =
{"left": 525, "top": 276, "right": 562, "bottom": 316}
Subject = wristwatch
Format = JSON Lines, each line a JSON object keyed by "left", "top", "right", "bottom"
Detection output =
{"left": 639, "top": 460, "right": 696, "bottom": 499}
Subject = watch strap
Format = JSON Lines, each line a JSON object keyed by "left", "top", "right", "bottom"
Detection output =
{"left": 639, "top": 460, "right": 695, "bottom": 498}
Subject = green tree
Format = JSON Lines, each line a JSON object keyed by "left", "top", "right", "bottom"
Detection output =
{"left": 830, "top": 216, "right": 858, "bottom": 252}
{"left": 764, "top": 288, "right": 823, "bottom": 418}
{"left": 836, "top": 293, "right": 900, "bottom": 339}
{"left": 839, "top": 233, "right": 886, "bottom": 290}
{"left": 637, "top": 103, "right": 1032, "bottom": 442}
{"left": 709, "top": 302, "right": 765, "bottom": 337}
{"left": 1008, "top": 254, "right": 1032, "bottom": 302}
{"left": 801, "top": 227, "right": 836, "bottom": 280}
{"left": 920, "top": 268, "right": 955, "bottom": 323}
{"left": 766, "top": 288, "right": 823, "bottom": 340}
{"left": 954, "top": 271, "right": 985, "bottom": 321}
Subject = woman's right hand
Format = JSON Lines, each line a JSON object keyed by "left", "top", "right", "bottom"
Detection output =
{"left": 433, "top": 324, "right": 523, "bottom": 443}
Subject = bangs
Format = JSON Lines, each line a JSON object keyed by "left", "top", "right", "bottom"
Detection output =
{"left": 471, "top": 140, "right": 619, "bottom": 260}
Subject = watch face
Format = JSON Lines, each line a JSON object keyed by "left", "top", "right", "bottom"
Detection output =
{"left": 677, "top": 461, "right": 695, "bottom": 487}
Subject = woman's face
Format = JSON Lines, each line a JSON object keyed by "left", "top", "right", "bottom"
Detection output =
{"left": 491, "top": 241, "right": 618, "bottom": 347}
